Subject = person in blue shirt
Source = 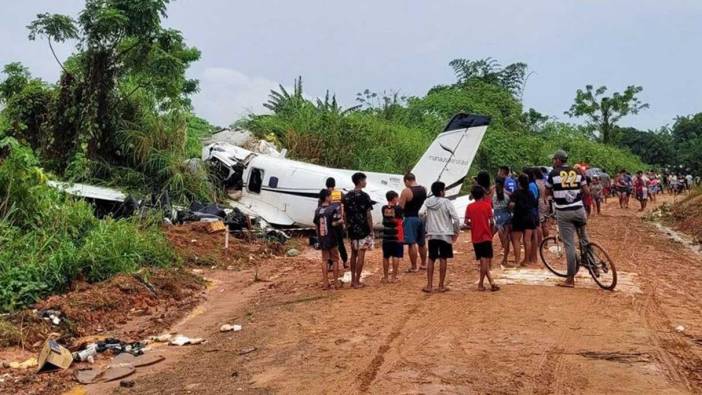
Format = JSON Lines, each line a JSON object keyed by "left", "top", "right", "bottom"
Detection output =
{"left": 499, "top": 166, "right": 517, "bottom": 194}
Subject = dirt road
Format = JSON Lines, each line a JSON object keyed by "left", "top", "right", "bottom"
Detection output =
{"left": 106, "top": 195, "right": 702, "bottom": 394}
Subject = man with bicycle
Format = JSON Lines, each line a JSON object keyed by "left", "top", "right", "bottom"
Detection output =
{"left": 545, "top": 150, "right": 590, "bottom": 288}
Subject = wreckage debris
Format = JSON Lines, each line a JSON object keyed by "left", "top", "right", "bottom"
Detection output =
{"left": 7, "top": 357, "right": 38, "bottom": 370}
{"left": 168, "top": 335, "right": 205, "bottom": 346}
{"left": 73, "top": 352, "right": 165, "bottom": 384}
{"left": 120, "top": 379, "right": 136, "bottom": 388}
{"left": 238, "top": 346, "right": 257, "bottom": 355}
{"left": 37, "top": 340, "right": 73, "bottom": 371}
{"left": 219, "top": 324, "right": 242, "bottom": 332}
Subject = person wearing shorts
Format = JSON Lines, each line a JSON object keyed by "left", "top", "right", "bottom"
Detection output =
{"left": 381, "top": 191, "right": 404, "bottom": 283}
{"left": 314, "top": 190, "right": 343, "bottom": 290}
{"left": 399, "top": 173, "right": 427, "bottom": 272}
{"left": 491, "top": 177, "right": 513, "bottom": 267}
{"left": 343, "top": 172, "right": 374, "bottom": 289}
{"left": 422, "top": 181, "right": 460, "bottom": 293}
{"left": 509, "top": 174, "right": 538, "bottom": 267}
{"left": 466, "top": 185, "right": 500, "bottom": 291}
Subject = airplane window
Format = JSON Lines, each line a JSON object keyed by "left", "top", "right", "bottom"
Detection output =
{"left": 269, "top": 176, "right": 279, "bottom": 188}
{"left": 248, "top": 168, "right": 263, "bottom": 193}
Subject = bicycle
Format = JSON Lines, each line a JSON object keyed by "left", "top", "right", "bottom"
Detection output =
{"left": 539, "top": 213, "right": 617, "bottom": 290}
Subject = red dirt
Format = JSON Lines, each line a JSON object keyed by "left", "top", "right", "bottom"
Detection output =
{"left": 163, "top": 222, "right": 287, "bottom": 268}
{"left": 0, "top": 269, "right": 205, "bottom": 395}
{"left": 0, "top": 222, "right": 289, "bottom": 394}
{"left": 663, "top": 190, "right": 702, "bottom": 242}
{"left": 101, "top": 194, "right": 702, "bottom": 394}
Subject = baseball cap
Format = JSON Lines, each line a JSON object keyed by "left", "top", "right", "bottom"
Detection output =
{"left": 552, "top": 149, "right": 568, "bottom": 161}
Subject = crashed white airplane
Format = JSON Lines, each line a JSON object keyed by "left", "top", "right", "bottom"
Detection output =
{"left": 203, "top": 113, "right": 490, "bottom": 228}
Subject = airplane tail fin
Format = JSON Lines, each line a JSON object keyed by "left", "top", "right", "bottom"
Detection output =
{"left": 410, "top": 113, "right": 490, "bottom": 198}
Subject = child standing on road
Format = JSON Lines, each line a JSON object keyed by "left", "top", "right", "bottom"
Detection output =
{"left": 381, "top": 191, "right": 404, "bottom": 283}
{"left": 466, "top": 185, "right": 500, "bottom": 292}
{"left": 314, "top": 189, "right": 344, "bottom": 290}
{"left": 423, "top": 181, "right": 461, "bottom": 293}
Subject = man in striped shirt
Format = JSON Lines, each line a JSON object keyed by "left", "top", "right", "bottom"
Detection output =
{"left": 545, "top": 150, "right": 591, "bottom": 288}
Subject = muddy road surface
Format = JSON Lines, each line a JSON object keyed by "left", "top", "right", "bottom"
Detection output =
{"left": 103, "top": 195, "right": 702, "bottom": 394}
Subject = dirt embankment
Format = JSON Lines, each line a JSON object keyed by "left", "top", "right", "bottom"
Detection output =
{"left": 658, "top": 189, "right": 702, "bottom": 243}
{"left": 0, "top": 222, "right": 287, "bottom": 395}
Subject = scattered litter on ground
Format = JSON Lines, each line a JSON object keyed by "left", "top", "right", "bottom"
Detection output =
{"left": 73, "top": 352, "right": 164, "bottom": 384}
{"left": 72, "top": 343, "right": 97, "bottom": 362}
{"left": 8, "top": 357, "right": 38, "bottom": 370}
{"left": 38, "top": 309, "right": 63, "bottom": 326}
{"left": 150, "top": 334, "right": 172, "bottom": 343}
{"left": 120, "top": 378, "right": 136, "bottom": 388}
{"left": 220, "top": 324, "right": 242, "bottom": 332}
{"left": 238, "top": 346, "right": 257, "bottom": 355}
{"left": 338, "top": 271, "right": 372, "bottom": 284}
{"left": 675, "top": 325, "right": 685, "bottom": 333}
{"left": 169, "top": 335, "right": 205, "bottom": 346}
{"left": 37, "top": 339, "right": 73, "bottom": 371}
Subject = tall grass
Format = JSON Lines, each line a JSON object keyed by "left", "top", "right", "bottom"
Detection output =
{"left": 0, "top": 138, "right": 175, "bottom": 312}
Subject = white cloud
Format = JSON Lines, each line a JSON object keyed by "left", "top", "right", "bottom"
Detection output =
{"left": 191, "top": 67, "right": 280, "bottom": 127}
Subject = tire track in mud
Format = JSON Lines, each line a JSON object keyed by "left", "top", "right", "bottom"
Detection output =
{"left": 357, "top": 303, "right": 421, "bottom": 392}
{"left": 641, "top": 284, "right": 702, "bottom": 391}
{"left": 622, "top": 204, "right": 702, "bottom": 392}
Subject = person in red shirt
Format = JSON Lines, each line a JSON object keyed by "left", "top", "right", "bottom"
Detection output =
{"left": 465, "top": 185, "right": 500, "bottom": 292}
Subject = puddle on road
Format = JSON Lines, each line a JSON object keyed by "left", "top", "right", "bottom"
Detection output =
{"left": 492, "top": 268, "right": 642, "bottom": 295}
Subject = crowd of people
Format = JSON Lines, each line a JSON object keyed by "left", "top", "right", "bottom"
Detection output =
{"left": 313, "top": 151, "right": 699, "bottom": 291}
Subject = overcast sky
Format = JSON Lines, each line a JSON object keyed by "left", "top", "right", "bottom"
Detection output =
{"left": 2, "top": 0, "right": 701, "bottom": 129}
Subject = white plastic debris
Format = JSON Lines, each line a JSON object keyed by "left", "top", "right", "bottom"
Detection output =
{"left": 169, "top": 335, "right": 205, "bottom": 346}
{"left": 150, "top": 334, "right": 172, "bottom": 343}
{"left": 51, "top": 315, "right": 61, "bottom": 326}
{"left": 220, "top": 324, "right": 242, "bottom": 332}
{"left": 675, "top": 325, "right": 685, "bottom": 333}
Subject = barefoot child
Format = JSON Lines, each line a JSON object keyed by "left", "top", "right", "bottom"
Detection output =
{"left": 423, "top": 181, "right": 461, "bottom": 293}
{"left": 314, "top": 189, "right": 344, "bottom": 289}
{"left": 465, "top": 185, "right": 500, "bottom": 291}
{"left": 381, "top": 191, "right": 404, "bottom": 283}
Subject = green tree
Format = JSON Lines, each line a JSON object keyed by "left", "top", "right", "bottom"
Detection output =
{"left": 615, "top": 126, "right": 675, "bottom": 168}
{"left": 565, "top": 85, "right": 648, "bottom": 144}
{"left": 24, "top": 0, "right": 200, "bottom": 167}
{"left": 448, "top": 57, "right": 529, "bottom": 97}
{"left": 0, "top": 63, "right": 53, "bottom": 150}
{"left": 671, "top": 113, "right": 702, "bottom": 174}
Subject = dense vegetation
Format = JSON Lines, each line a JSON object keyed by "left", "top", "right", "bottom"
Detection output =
{"left": 243, "top": 61, "right": 648, "bottom": 176}
{"left": 0, "top": 137, "right": 174, "bottom": 312}
{"left": 614, "top": 114, "right": 702, "bottom": 175}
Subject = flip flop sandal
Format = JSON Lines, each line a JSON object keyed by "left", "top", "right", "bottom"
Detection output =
{"left": 490, "top": 285, "right": 501, "bottom": 292}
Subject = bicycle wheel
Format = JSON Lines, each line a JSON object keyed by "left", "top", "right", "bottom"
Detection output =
{"left": 585, "top": 242, "right": 617, "bottom": 290}
{"left": 540, "top": 236, "right": 568, "bottom": 277}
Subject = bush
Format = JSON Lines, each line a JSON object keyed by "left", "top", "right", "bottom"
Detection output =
{"left": 0, "top": 139, "right": 176, "bottom": 312}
